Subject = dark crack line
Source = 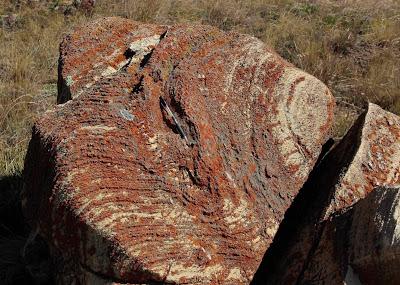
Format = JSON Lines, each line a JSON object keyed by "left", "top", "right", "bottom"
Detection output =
{"left": 160, "top": 97, "right": 190, "bottom": 145}
{"left": 121, "top": 49, "right": 136, "bottom": 70}
{"left": 294, "top": 221, "right": 327, "bottom": 285}
{"left": 124, "top": 29, "right": 169, "bottom": 72}
{"left": 131, "top": 75, "right": 144, "bottom": 95}
{"left": 140, "top": 30, "right": 168, "bottom": 69}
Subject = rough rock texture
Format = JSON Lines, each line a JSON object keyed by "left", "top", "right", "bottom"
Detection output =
{"left": 57, "top": 18, "right": 167, "bottom": 103}
{"left": 301, "top": 186, "right": 400, "bottom": 285}
{"left": 252, "top": 103, "right": 400, "bottom": 285}
{"left": 23, "top": 17, "right": 334, "bottom": 284}
{"left": 348, "top": 186, "right": 400, "bottom": 284}
{"left": 322, "top": 103, "right": 400, "bottom": 218}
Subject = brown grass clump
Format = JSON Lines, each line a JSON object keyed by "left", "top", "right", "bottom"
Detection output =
{"left": 0, "top": 1, "right": 83, "bottom": 176}
{"left": 1, "top": 0, "right": 400, "bottom": 176}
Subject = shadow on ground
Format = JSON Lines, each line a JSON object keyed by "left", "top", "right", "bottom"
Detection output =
{"left": 0, "top": 174, "right": 53, "bottom": 285}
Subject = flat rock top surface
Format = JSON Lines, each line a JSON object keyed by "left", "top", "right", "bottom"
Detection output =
{"left": 24, "top": 18, "right": 334, "bottom": 284}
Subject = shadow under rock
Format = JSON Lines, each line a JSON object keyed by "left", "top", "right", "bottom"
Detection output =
{"left": 0, "top": 174, "right": 53, "bottom": 285}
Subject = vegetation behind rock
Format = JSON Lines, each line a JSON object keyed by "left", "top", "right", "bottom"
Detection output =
{"left": 1, "top": 0, "right": 400, "bottom": 176}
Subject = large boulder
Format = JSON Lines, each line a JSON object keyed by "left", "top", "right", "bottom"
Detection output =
{"left": 253, "top": 103, "right": 400, "bottom": 284}
{"left": 23, "top": 17, "right": 334, "bottom": 284}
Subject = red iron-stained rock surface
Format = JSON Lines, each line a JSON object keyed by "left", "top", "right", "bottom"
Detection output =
{"left": 322, "top": 103, "right": 400, "bottom": 218}
{"left": 23, "top": 17, "right": 334, "bottom": 284}
{"left": 254, "top": 103, "right": 400, "bottom": 285}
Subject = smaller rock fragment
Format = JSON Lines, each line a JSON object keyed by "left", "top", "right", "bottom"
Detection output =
{"left": 253, "top": 103, "right": 400, "bottom": 285}
{"left": 301, "top": 186, "right": 400, "bottom": 285}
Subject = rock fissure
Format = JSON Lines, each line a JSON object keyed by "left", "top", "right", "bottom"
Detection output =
{"left": 294, "top": 220, "right": 328, "bottom": 285}
{"left": 121, "top": 48, "right": 136, "bottom": 70}
{"left": 131, "top": 75, "right": 144, "bottom": 95}
{"left": 251, "top": 109, "right": 368, "bottom": 285}
{"left": 160, "top": 97, "right": 191, "bottom": 145}
{"left": 139, "top": 49, "right": 155, "bottom": 69}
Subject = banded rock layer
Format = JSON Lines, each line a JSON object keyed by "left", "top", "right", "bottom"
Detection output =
{"left": 23, "top": 17, "right": 334, "bottom": 284}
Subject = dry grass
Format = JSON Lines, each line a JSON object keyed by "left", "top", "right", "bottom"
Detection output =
{"left": 0, "top": 1, "right": 89, "bottom": 176}
{"left": 0, "top": 0, "right": 399, "bottom": 177}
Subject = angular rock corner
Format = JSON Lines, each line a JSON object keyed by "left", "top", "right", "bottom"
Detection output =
{"left": 21, "top": 17, "right": 399, "bottom": 285}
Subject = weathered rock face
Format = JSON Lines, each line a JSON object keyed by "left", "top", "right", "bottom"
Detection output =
{"left": 348, "top": 186, "right": 400, "bottom": 284}
{"left": 322, "top": 103, "right": 400, "bottom": 218}
{"left": 57, "top": 18, "right": 167, "bottom": 103}
{"left": 23, "top": 17, "right": 334, "bottom": 284}
{"left": 253, "top": 103, "right": 400, "bottom": 285}
{"left": 302, "top": 186, "right": 400, "bottom": 285}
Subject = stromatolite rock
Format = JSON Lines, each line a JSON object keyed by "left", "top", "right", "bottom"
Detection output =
{"left": 253, "top": 103, "right": 400, "bottom": 284}
{"left": 23, "top": 17, "right": 334, "bottom": 284}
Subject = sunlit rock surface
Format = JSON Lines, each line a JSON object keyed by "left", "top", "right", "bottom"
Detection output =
{"left": 23, "top": 17, "right": 334, "bottom": 284}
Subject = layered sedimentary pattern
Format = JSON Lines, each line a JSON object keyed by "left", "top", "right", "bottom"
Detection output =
{"left": 23, "top": 18, "right": 334, "bottom": 284}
